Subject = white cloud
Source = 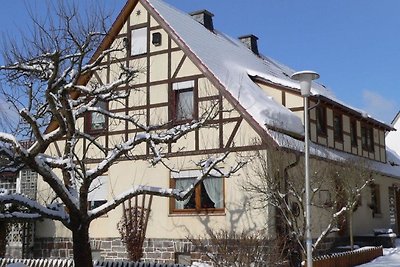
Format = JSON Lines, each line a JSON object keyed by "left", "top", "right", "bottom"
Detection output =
{"left": 362, "top": 90, "right": 397, "bottom": 124}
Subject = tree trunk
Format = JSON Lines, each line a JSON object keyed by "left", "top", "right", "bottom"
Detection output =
{"left": 0, "top": 221, "right": 8, "bottom": 257}
{"left": 71, "top": 221, "right": 93, "bottom": 267}
{"left": 349, "top": 209, "right": 354, "bottom": 250}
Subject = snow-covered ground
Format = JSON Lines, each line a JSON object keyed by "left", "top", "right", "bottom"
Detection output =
{"left": 357, "top": 239, "right": 400, "bottom": 266}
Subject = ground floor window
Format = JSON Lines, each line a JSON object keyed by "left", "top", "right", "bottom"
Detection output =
{"left": 171, "top": 170, "right": 224, "bottom": 213}
{"left": 370, "top": 183, "right": 381, "bottom": 217}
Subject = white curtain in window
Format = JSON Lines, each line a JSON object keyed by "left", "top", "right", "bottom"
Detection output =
{"left": 177, "top": 90, "right": 193, "bottom": 120}
{"left": 91, "top": 112, "right": 105, "bottom": 129}
{"left": 131, "top": 27, "right": 147, "bottom": 56}
{"left": 175, "top": 178, "right": 194, "bottom": 209}
{"left": 203, "top": 178, "right": 223, "bottom": 208}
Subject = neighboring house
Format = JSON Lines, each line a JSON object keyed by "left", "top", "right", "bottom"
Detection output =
{"left": 0, "top": 168, "right": 38, "bottom": 258}
{"left": 386, "top": 111, "right": 400, "bottom": 155}
{"left": 31, "top": 0, "right": 400, "bottom": 264}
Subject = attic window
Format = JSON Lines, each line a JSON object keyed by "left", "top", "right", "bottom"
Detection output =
{"left": 152, "top": 32, "right": 162, "bottom": 46}
{"left": 131, "top": 27, "right": 147, "bottom": 56}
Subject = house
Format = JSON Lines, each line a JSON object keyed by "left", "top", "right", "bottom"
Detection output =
{"left": 28, "top": 0, "right": 400, "bottom": 264}
{"left": 0, "top": 167, "right": 38, "bottom": 258}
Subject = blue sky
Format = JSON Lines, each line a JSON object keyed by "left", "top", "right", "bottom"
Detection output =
{"left": 0, "top": 0, "right": 399, "bottom": 124}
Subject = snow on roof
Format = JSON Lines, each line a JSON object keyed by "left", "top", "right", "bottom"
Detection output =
{"left": 269, "top": 129, "right": 400, "bottom": 178}
{"left": 146, "top": 0, "right": 307, "bottom": 136}
{"left": 146, "top": 0, "right": 393, "bottom": 135}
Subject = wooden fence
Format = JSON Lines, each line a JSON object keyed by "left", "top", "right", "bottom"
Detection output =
{"left": 308, "top": 246, "right": 383, "bottom": 267}
{"left": 0, "top": 258, "right": 187, "bottom": 267}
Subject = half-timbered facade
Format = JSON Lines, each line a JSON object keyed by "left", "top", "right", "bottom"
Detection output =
{"left": 33, "top": 0, "right": 400, "bottom": 263}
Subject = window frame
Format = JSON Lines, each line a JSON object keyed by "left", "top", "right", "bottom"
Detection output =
{"left": 85, "top": 101, "right": 108, "bottom": 134}
{"left": 170, "top": 171, "right": 225, "bottom": 214}
{"left": 316, "top": 105, "right": 327, "bottom": 136}
{"left": 333, "top": 112, "right": 343, "bottom": 142}
{"left": 171, "top": 80, "right": 196, "bottom": 123}
{"left": 130, "top": 27, "right": 148, "bottom": 56}
{"left": 361, "top": 124, "right": 374, "bottom": 152}
{"left": 88, "top": 175, "right": 108, "bottom": 210}
{"left": 370, "top": 183, "right": 381, "bottom": 217}
{"left": 350, "top": 119, "right": 358, "bottom": 147}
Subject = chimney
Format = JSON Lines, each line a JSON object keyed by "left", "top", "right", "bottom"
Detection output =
{"left": 238, "top": 34, "right": 259, "bottom": 55}
{"left": 189, "top": 10, "right": 214, "bottom": 31}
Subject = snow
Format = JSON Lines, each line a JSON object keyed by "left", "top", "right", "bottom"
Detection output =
{"left": 146, "top": 0, "right": 306, "bottom": 136}
{"left": 144, "top": 0, "right": 393, "bottom": 137}
{"left": 267, "top": 129, "right": 400, "bottom": 179}
{"left": 357, "top": 239, "right": 400, "bottom": 266}
{"left": 190, "top": 263, "right": 211, "bottom": 267}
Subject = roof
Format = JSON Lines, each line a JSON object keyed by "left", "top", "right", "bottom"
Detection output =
{"left": 144, "top": 0, "right": 393, "bottom": 135}
{"left": 269, "top": 129, "right": 400, "bottom": 179}
{"left": 141, "top": 0, "right": 399, "bottom": 177}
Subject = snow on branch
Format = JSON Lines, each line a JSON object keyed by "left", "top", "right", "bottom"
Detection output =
{"left": 0, "top": 189, "right": 68, "bottom": 222}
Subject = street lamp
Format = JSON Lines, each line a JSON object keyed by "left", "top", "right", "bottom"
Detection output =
{"left": 291, "top": 70, "right": 320, "bottom": 267}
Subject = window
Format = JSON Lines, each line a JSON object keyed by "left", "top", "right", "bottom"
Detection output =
{"left": 333, "top": 113, "right": 343, "bottom": 141}
{"left": 172, "top": 81, "right": 194, "bottom": 121}
{"left": 131, "top": 27, "right": 147, "bottom": 56}
{"left": 88, "top": 176, "right": 108, "bottom": 210}
{"left": 350, "top": 120, "right": 358, "bottom": 147}
{"left": 370, "top": 183, "right": 381, "bottom": 217}
{"left": 171, "top": 170, "right": 224, "bottom": 213}
{"left": 152, "top": 32, "right": 162, "bottom": 46}
{"left": 316, "top": 106, "right": 327, "bottom": 136}
{"left": 87, "top": 101, "right": 107, "bottom": 133}
{"left": 361, "top": 125, "right": 374, "bottom": 152}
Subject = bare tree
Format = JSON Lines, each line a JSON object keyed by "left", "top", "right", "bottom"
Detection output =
{"left": 243, "top": 146, "right": 371, "bottom": 263}
{"left": 189, "top": 229, "right": 284, "bottom": 267}
{"left": 0, "top": 2, "right": 244, "bottom": 266}
{"left": 332, "top": 159, "right": 373, "bottom": 250}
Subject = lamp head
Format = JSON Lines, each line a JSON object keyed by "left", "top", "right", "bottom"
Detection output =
{"left": 291, "top": 70, "right": 320, "bottom": 97}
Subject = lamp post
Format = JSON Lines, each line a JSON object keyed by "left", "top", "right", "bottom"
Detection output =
{"left": 291, "top": 70, "right": 320, "bottom": 267}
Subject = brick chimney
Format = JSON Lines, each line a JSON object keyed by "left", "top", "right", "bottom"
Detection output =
{"left": 238, "top": 34, "right": 259, "bottom": 55}
{"left": 189, "top": 10, "right": 214, "bottom": 31}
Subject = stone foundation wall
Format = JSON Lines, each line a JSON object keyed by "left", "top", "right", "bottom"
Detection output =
{"left": 33, "top": 237, "right": 207, "bottom": 264}
{"left": 32, "top": 235, "right": 340, "bottom": 263}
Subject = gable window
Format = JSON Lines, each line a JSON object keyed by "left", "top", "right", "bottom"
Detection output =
{"left": 370, "top": 183, "right": 381, "bottom": 217}
{"left": 361, "top": 124, "right": 374, "bottom": 152}
{"left": 88, "top": 176, "right": 108, "bottom": 210}
{"left": 172, "top": 81, "right": 194, "bottom": 121}
{"left": 86, "top": 101, "right": 107, "bottom": 133}
{"left": 350, "top": 120, "right": 358, "bottom": 147}
{"left": 316, "top": 106, "right": 327, "bottom": 136}
{"left": 171, "top": 170, "right": 224, "bottom": 213}
{"left": 131, "top": 27, "right": 147, "bottom": 56}
{"left": 333, "top": 113, "right": 343, "bottom": 141}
